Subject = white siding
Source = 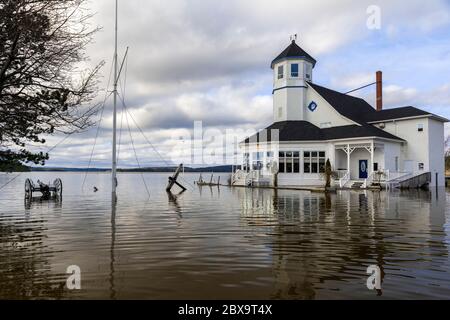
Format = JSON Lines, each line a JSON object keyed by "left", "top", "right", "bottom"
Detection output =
{"left": 383, "top": 141, "right": 402, "bottom": 173}
{"left": 427, "top": 118, "right": 445, "bottom": 186}
{"left": 376, "top": 117, "right": 445, "bottom": 186}
{"left": 304, "top": 85, "right": 356, "bottom": 128}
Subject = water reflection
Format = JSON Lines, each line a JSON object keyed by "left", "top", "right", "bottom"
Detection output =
{"left": 237, "top": 188, "right": 449, "bottom": 299}
{"left": 0, "top": 173, "right": 449, "bottom": 299}
{"left": 0, "top": 207, "right": 66, "bottom": 299}
{"left": 110, "top": 198, "right": 117, "bottom": 300}
{"left": 24, "top": 196, "right": 62, "bottom": 210}
{"left": 167, "top": 191, "right": 183, "bottom": 218}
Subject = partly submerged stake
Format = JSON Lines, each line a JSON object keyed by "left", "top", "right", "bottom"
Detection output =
{"left": 166, "top": 164, "right": 187, "bottom": 192}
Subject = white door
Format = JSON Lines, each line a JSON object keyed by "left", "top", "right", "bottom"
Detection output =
{"left": 403, "top": 160, "right": 414, "bottom": 173}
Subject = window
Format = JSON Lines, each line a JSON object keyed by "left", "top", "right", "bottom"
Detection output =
{"left": 304, "top": 151, "right": 326, "bottom": 174}
{"left": 373, "top": 162, "right": 379, "bottom": 172}
{"left": 252, "top": 152, "right": 264, "bottom": 170}
{"left": 253, "top": 152, "right": 264, "bottom": 160}
{"left": 278, "top": 107, "right": 283, "bottom": 119}
{"left": 311, "top": 152, "right": 318, "bottom": 173}
{"left": 278, "top": 151, "right": 300, "bottom": 173}
{"left": 418, "top": 163, "right": 424, "bottom": 170}
{"left": 279, "top": 153, "right": 285, "bottom": 172}
{"left": 277, "top": 65, "right": 284, "bottom": 79}
{"left": 395, "top": 156, "right": 399, "bottom": 172}
{"left": 303, "top": 151, "right": 310, "bottom": 173}
{"left": 319, "top": 153, "right": 326, "bottom": 173}
{"left": 267, "top": 151, "right": 274, "bottom": 158}
{"left": 291, "top": 64, "right": 299, "bottom": 77}
{"left": 305, "top": 65, "right": 312, "bottom": 80}
{"left": 418, "top": 124, "right": 424, "bottom": 132}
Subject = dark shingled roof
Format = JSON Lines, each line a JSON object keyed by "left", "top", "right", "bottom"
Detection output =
{"left": 244, "top": 121, "right": 404, "bottom": 144}
{"left": 307, "top": 82, "right": 446, "bottom": 123}
{"left": 362, "top": 106, "right": 431, "bottom": 122}
{"left": 307, "top": 82, "right": 375, "bottom": 124}
{"left": 271, "top": 40, "right": 317, "bottom": 68}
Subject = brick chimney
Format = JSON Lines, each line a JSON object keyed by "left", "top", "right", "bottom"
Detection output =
{"left": 376, "top": 71, "right": 383, "bottom": 111}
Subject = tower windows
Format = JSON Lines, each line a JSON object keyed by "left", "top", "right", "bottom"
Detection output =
{"left": 277, "top": 65, "right": 284, "bottom": 79}
{"left": 291, "top": 64, "right": 299, "bottom": 77}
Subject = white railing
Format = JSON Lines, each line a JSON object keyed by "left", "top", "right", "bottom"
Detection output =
{"left": 232, "top": 169, "right": 257, "bottom": 186}
{"left": 336, "top": 170, "right": 348, "bottom": 179}
{"left": 385, "top": 170, "right": 413, "bottom": 182}
{"left": 339, "top": 171, "right": 350, "bottom": 188}
{"left": 362, "top": 171, "right": 376, "bottom": 188}
{"left": 383, "top": 170, "right": 415, "bottom": 191}
{"left": 232, "top": 169, "right": 246, "bottom": 185}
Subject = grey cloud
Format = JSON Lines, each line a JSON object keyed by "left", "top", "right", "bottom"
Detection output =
{"left": 31, "top": 0, "right": 450, "bottom": 167}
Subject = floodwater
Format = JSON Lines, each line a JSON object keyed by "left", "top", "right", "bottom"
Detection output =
{"left": 0, "top": 172, "right": 449, "bottom": 299}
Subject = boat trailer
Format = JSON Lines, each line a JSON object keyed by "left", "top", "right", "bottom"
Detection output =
{"left": 24, "top": 178, "right": 63, "bottom": 199}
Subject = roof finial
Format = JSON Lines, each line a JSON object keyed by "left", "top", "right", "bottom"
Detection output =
{"left": 290, "top": 34, "right": 298, "bottom": 43}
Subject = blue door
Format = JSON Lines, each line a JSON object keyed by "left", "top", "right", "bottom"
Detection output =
{"left": 359, "top": 160, "right": 368, "bottom": 179}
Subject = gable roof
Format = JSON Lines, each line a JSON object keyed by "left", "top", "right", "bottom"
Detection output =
{"left": 362, "top": 106, "right": 432, "bottom": 122}
{"left": 244, "top": 121, "right": 404, "bottom": 144}
{"left": 271, "top": 40, "right": 317, "bottom": 68}
{"left": 307, "top": 82, "right": 375, "bottom": 124}
{"left": 308, "top": 82, "right": 448, "bottom": 123}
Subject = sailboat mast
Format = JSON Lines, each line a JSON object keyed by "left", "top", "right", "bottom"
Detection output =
{"left": 112, "top": 0, "right": 118, "bottom": 196}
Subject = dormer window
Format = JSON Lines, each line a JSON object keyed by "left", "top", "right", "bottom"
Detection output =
{"left": 291, "top": 64, "right": 299, "bottom": 77}
{"left": 277, "top": 65, "right": 284, "bottom": 79}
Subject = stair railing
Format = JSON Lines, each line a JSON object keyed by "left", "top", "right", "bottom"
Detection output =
{"left": 339, "top": 171, "right": 350, "bottom": 188}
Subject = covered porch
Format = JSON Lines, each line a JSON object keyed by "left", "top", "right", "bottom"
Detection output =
{"left": 334, "top": 141, "right": 385, "bottom": 187}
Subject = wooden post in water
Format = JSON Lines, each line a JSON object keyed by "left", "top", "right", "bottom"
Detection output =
{"left": 166, "top": 164, "right": 187, "bottom": 192}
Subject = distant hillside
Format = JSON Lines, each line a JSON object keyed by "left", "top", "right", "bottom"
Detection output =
{"left": 26, "top": 165, "right": 234, "bottom": 173}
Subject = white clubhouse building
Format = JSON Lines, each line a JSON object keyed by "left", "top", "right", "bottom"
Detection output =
{"left": 236, "top": 40, "right": 447, "bottom": 188}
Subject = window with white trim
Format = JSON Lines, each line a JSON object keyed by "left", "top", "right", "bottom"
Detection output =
{"left": 277, "top": 65, "right": 284, "bottom": 79}
{"left": 278, "top": 151, "right": 300, "bottom": 173}
{"left": 291, "top": 64, "right": 299, "bottom": 77}
{"left": 304, "top": 151, "right": 326, "bottom": 174}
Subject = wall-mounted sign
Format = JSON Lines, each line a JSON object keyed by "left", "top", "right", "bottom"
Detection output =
{"left": 308, "top": 101, "right": 318, "bottom": 112}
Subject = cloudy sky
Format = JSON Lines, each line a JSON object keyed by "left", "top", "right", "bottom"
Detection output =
{"left": 34, "top": 0, "right": 450, "bottom": 168}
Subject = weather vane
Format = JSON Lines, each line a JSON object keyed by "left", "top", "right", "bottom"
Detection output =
{"left": 290, "top": 34, "right": 298, "bottom": 42}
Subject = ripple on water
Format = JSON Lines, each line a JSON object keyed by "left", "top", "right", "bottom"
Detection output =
{"left": 0, "top": 172, "right": 449, "bottom": 299}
